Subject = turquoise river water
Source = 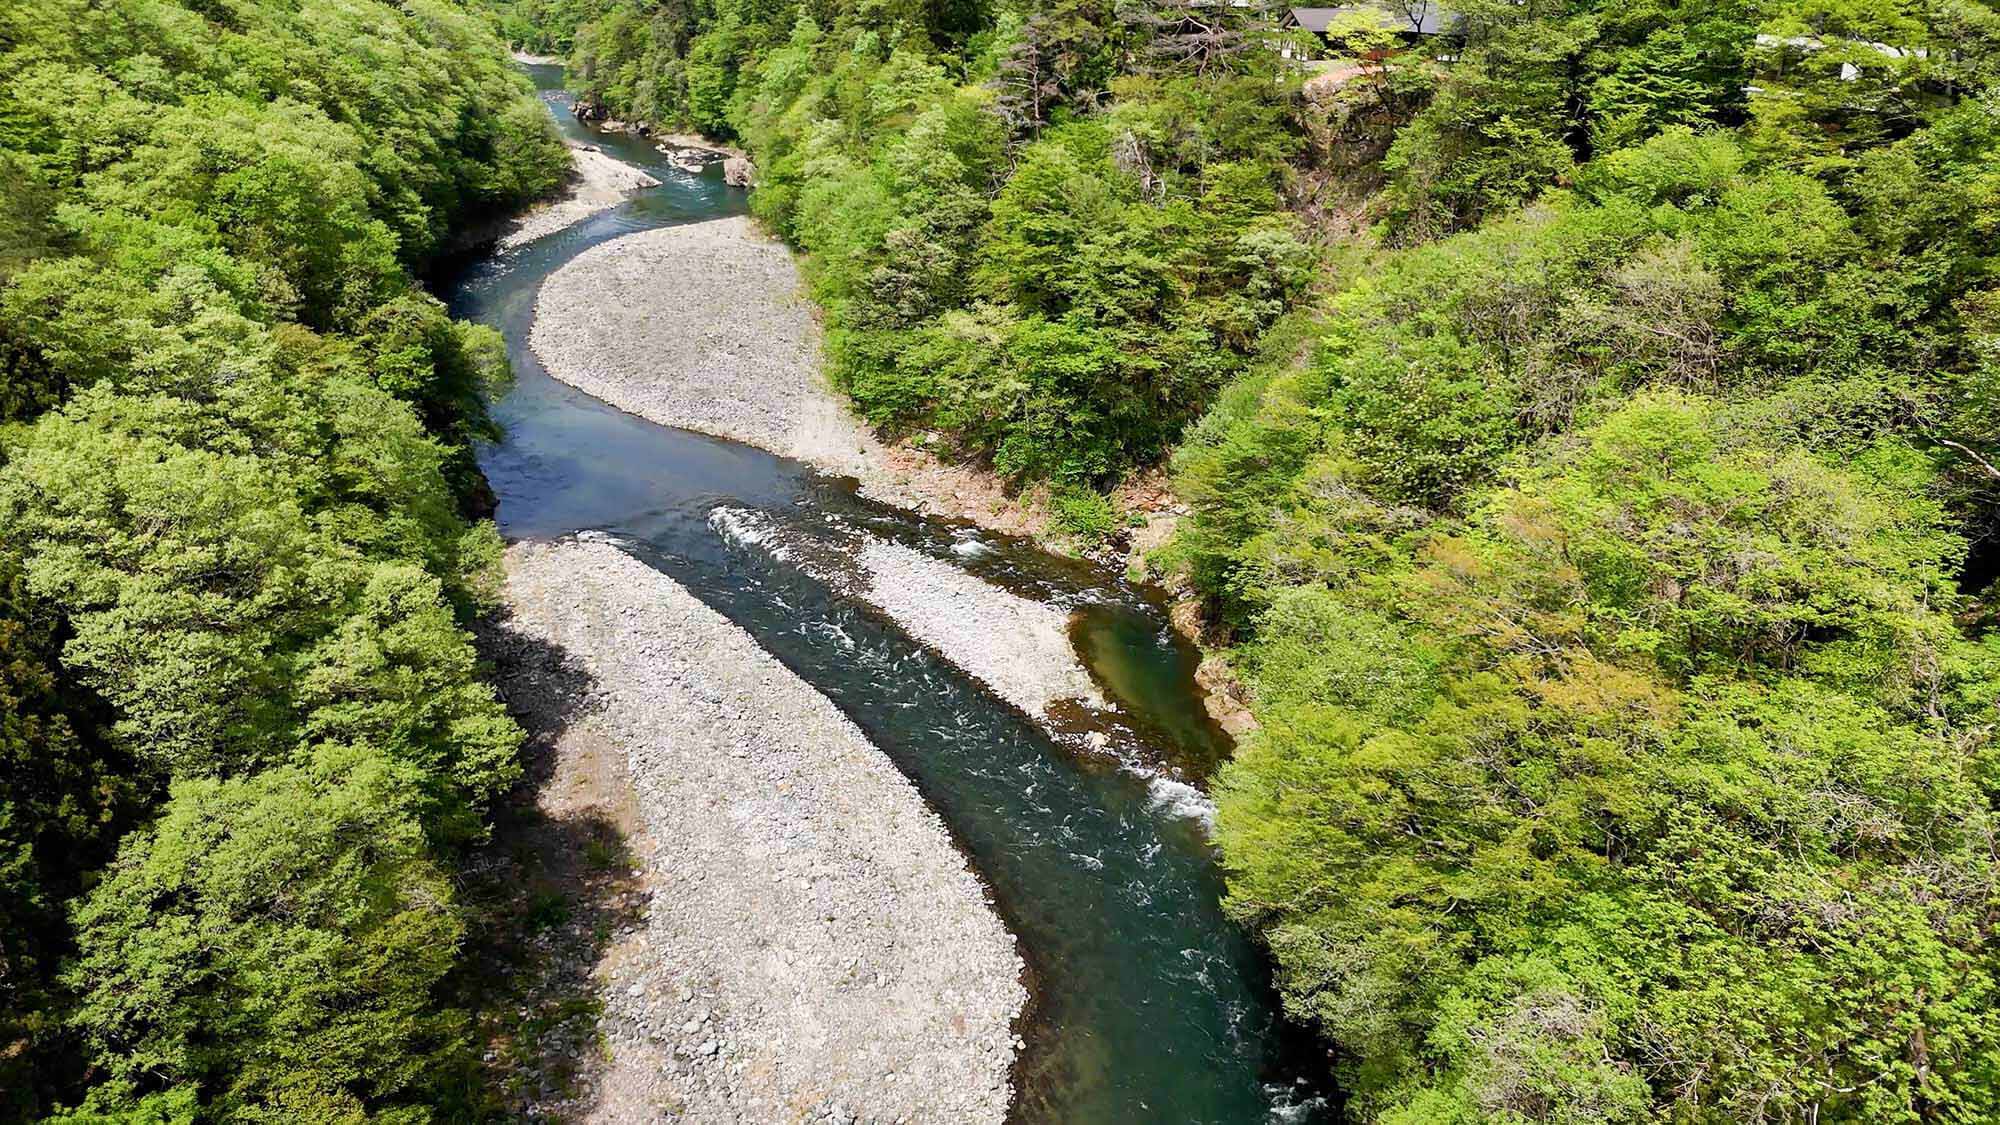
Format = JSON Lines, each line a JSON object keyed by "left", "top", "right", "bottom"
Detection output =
{"left": 446, "top": 64, "right": 1335, "bottom": 1124}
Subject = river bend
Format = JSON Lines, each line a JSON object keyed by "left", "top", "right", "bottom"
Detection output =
{"left": 449, "top": 63, "right": 1333, "bottom": 1124}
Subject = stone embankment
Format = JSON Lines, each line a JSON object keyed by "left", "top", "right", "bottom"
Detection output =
{"left": 495, "top": 537, "right": 1025, "bottom": 1123}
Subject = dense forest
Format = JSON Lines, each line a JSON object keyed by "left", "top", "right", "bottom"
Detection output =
{"left": 1177, "top": 8, "right": 2000, "bottom": 1124}
{"left": 0, "top": 0, "right": 567, "bottom": 1118}
{"left": 497, "top": 0, "right": 2000, "bottom": 1118}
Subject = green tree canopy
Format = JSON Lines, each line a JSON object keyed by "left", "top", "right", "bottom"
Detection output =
{"left": 61, "top": 747, "right": 468, "bottom": 1122}
{"left": 0, "top": 0, "right": 559, "bottom": 1114}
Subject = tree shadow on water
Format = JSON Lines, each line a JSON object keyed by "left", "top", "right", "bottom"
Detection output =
{"left": 453, "top": 613, "right": 650, "bottom": 1122}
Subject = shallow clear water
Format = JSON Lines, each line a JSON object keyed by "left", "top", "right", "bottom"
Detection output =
{"left": 448, "top": 65, "right": 1334, "bottom": 1123}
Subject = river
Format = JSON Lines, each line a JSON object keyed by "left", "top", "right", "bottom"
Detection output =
{"left": 445, "top": 63, "right": 1334, "bottom": 1124}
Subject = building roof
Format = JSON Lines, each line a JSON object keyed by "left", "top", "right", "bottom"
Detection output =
{"left": 1288, "top": 3, "right": 1454, "bottom": 36}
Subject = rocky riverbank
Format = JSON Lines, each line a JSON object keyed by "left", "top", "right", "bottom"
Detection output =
{"left": 530, "top": 217, "right": 1051, "bottom": 536}
{"left": 651, "top": 133, "right": 758, "bottom": 187}
{"left": 491, "top": 537, "right": 1024, "bottom": 1123}
{"left": 855, "top": 538, "right": 1103, "bottom": 722}
{"left": 497, "top": 143, "right": 659, "bottom": 251}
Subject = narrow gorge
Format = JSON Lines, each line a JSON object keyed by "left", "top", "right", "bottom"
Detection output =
{"left": 456, "top": 64, "right": 1332, "bottom": 1123}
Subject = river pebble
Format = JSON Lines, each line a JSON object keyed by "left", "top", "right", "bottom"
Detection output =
{"left": 528, "top": 216, "right": 1054, "bottom": 535}
{"left": 495, "top": 538, "right": 1024, "bottom": 1122}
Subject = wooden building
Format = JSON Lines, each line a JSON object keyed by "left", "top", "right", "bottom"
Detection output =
{"left": 1280, "top": 3, "right": 1456, "bottom": 60}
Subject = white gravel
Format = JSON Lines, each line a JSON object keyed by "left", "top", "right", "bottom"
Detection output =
{"left": 498, "top": 537, "right": 1024, "bottom": 1124}
{"left": 855, "top": 539, "right": 1103, "bottom": 722}
{"left": 500, "top": 144, "right": 660, "bottom": 250}
{"left": 527, "top": 216, "right": 1052, "bottom": 535}
{"left": 529, "top": 216, "right": 875, "bottom": 467}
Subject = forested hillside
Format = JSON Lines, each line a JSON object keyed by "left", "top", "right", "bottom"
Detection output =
{"left": 7, "top": 0, "right": 2000, "bottom": 1115}
{"left": 0, "top": 0, "right": 566, "bottom": 1118}
{"left": 1175, "top": 6, "right": 2000, "bottom": 1125}
{"left": 502, "top": 0, "right": 2000, "bottom": 1118}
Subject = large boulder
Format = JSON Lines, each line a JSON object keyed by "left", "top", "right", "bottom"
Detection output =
{"left": 723, "top": 155, "right": 755, "bottom": 188}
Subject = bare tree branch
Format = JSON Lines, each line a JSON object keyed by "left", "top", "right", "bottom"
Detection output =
{"left": 1934, "top": 436, "right": 2000, "bottom": 482}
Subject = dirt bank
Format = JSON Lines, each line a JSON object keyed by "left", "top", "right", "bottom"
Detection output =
{"left": 492, "top": 537, "right": 1024, "bottom": 1123}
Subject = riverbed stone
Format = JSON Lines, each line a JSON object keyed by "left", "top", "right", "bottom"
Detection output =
{"left": 494, "top": 537, "right": 1024, "bottom": 1123}
{"left": 527, "top": 216, "right": 1054, "bottom": 536}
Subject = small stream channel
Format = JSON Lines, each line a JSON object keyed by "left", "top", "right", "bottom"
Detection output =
{"left": 448, "top": 64, "right": 1334, "bottom": 1123}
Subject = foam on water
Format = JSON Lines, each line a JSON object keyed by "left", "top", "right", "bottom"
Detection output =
{"left": 708, "top": 506, "right": 792, "bottom": 559}
{"left": 1146, "top": 777, "right": 1219, "bottom": 829}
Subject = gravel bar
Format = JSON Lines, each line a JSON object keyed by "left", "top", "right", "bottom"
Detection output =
{"left": 499, "top": 144, "right": 660, "bottom": 250}
{"left": 529, "top": 216, "right": 866, "bottom": 462}
{"left": 528, "top": 217, "right": 1054, "bottom": 532}
{"left": 498, "top": 538, "right": 1024, "bottom": 1124}
{"left": 855, "top": 538, "right": 1104, "bottom": 722}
